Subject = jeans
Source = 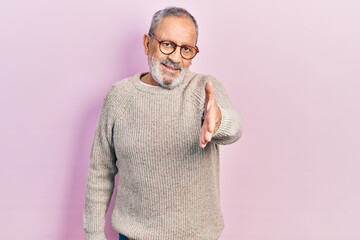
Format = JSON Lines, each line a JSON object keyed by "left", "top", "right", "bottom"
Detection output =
{"left": 119, "top": 233, "right": 129, "bottom": 240}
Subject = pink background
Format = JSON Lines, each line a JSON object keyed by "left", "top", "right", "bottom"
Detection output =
{"left": 1, "top": 0, "right": 359, "bottom": 239}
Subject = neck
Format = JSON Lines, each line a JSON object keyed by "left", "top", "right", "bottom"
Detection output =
{"left": 140, "top": 73, "right": 160, "bottom": 86}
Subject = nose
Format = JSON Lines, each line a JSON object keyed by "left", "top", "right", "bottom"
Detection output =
{"left": 168, "top": 46, "right": 182, "bottom": 63}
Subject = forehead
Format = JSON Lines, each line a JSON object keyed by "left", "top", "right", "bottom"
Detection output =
{"left": 154, "top": 16, "right": 197, "bottom": 46}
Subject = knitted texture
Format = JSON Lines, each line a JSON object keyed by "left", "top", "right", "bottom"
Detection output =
{"left": 84, "top": 71, "right": 242, "bottom": 240}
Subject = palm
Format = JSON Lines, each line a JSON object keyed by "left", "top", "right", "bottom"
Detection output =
{"left": 199, "top": 82, "right": 221, "bottom": 148}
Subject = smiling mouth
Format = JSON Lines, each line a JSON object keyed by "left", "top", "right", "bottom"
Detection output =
{"left": 162, "top": 63, "right": 180, "bottom": 72}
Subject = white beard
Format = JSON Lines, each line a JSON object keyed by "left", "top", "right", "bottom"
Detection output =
{"left": 148, "top": 56, "right": 188, "bottom": 89}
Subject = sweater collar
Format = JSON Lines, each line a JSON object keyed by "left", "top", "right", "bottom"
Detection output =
{"left": 131, "top": 71, "right": 195, "bottom": 95}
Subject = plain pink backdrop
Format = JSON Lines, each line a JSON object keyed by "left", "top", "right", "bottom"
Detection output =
{"left": 1, "top": 0, "right": 359, "bottom": 239}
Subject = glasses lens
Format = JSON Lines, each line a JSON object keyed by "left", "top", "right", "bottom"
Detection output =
{"left": 157, "top": 38, "right": 198, "bottom": 59}
{"left": 181, "top": 47, "right": 196, "bottom": 59}
{"left": 160, "top": 41, "right": 176, "bottom": 54}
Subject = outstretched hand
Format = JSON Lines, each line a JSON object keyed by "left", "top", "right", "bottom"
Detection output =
{"left": 199, "top": 81, "right": 222, "bottom": 148}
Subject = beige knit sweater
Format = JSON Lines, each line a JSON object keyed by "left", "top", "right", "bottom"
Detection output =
{"left": 84, "top": 71, "right": 242, "bottom": 240}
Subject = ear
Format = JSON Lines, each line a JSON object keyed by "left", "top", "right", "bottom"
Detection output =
{"left": 143, "top": 34, "right": 150, "bottom": 55}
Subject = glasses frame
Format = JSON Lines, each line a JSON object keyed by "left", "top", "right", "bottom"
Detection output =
{"left": 149, "top": 33, "right": 199, "bottom": 60}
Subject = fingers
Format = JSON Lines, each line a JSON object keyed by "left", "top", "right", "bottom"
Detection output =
{"left": 199, "top": 113, "right": 215, "bottom": 148}
{"left": 199, "top": 131, "right": 209, "bottom": 148}
{"left": 199, "top": 81, "right": 216, "bottom": 149}
{"left": 205, "top": 131, "right": 212, "bottom": 142}
{"left": 199, "top": 128, "right": 213, "bottom": 148}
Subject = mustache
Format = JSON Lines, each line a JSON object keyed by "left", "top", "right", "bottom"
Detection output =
{"left": 161, "top": 58, "right": 182, "bottom": 70}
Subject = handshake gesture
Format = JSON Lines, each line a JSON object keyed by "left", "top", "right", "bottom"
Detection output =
{"left": 199, "top": 82, "right": 222, "bottom": 148}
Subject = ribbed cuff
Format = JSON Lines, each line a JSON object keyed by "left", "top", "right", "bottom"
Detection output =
{"left": 84, "top": 231, "right": 107, "bottom": 240}
{"left": 212, "top": 107, "right": 228, "bottom": 139}
{"left": 212, "top": 107, "right": 241, "bottom": 145}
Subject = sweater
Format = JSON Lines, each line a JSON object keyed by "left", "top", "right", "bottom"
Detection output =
{"left": 84, "top": 71, "right": 242, "bottom": 240}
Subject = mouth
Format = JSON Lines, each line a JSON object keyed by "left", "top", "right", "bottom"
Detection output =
{"left": 161, "top": 63, "right": 180, "bottom": 73}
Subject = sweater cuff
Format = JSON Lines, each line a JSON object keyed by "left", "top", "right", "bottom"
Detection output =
{"left": 212, "top": 106, "right": 227, "bottom": 139}
{"left": 84, "top": 231, "right": 107, "bottom": 240}
{"left": 212, "top": 106, "right": 241, "bottom": 144}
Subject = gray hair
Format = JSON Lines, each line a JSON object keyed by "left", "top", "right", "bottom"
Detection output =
{"left": 148, "top": 7, "right": 199, "bottom": 43}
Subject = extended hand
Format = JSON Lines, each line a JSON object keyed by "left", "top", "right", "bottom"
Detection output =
{"left": 199, "top": 81, "right": 222, "bottom": 148}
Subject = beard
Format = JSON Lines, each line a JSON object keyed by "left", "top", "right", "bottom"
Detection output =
{"left": 148, "top": 56, "right": 189, "bottom": 89}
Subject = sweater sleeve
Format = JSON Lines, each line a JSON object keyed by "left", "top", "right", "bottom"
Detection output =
{"left": 83, "top": 92, "right": 118, "bottom": 240}
{"left": 210, "top": 77, "right": 242, "bottom": 145}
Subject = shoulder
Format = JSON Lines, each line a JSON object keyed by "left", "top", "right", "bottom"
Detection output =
{"left": 102, "top": 74, "right": 140, "bottom": 112}
{"left": 106, "top": 76, "right": 134, "bottom": 99}
{"left": 185, "top": 71, "right": 231, "bottom": 106}
{"left": 182, "top": 72, "right": 217, "bottom": 107}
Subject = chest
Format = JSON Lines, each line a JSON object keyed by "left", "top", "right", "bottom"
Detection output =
{"left": 112, "top": 93, "right": 204, "bottom": 159}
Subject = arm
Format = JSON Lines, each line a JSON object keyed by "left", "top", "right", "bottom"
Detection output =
{"left": 199, "top": 78, "right": 242, "bottom": 148}
{"left": 83, "top": 94, "right": 118, "bottom": 240}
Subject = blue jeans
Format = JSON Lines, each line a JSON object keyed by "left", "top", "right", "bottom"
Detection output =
{"left": 119, "top": 233, "right": 129, "bottom": 240}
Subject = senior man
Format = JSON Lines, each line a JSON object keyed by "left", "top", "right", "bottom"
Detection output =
{"left": 84, "top": 6, "right": 242, "bottom": 240}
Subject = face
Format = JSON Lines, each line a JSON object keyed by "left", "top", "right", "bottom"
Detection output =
{"left": 143, "top": 16, "right": 197, "bottom": 89}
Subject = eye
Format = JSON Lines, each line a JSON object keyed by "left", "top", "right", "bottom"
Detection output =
{"left": 161, "top": 41, "right": 174, "bottom": 48}
{"left": 182, "top": 46, "right": 193, "bottom": 53}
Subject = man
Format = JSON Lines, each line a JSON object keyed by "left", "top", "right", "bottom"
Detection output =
{"left": 84, "top": 7, "right": 242, "bottom": 240}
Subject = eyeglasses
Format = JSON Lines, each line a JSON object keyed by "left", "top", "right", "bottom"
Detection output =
{"left": 149, "top": 33, "right": 199, "bottom": 60}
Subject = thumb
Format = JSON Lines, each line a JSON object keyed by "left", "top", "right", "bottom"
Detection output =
{"left": 205, "top": 81, "right": 214, "bottom": 110}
